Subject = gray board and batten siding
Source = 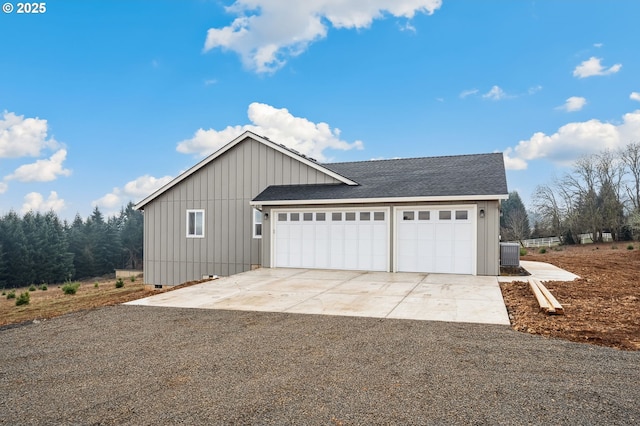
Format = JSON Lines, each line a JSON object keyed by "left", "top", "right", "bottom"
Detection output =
{"left": 139, "top": 135, "right": 341, "bottom": 286}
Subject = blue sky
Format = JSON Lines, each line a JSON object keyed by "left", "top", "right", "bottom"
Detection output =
{"left": 2, "top": 0, "right": 639, "bottom": 219}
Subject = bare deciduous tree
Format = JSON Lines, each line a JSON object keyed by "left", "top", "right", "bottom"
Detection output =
{"left": 503, "top": 208, "right": 531, "bottom": 245}
{"left": 532, "top": 183, "right": 564, "bottom": 238}
{"left": 621, "top": 142, "right": 640, "bottom": 212}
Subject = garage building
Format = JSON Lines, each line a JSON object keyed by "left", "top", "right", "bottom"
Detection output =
{"left": 135, "top": 131, "right": 508, "bottom": 287}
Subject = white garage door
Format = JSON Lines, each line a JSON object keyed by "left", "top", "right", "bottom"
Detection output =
{"left": 274, "top": 210, "right": 389, "bottom": 271}
{"left": 396, "top": 206, "right": 475, "bottom": 274}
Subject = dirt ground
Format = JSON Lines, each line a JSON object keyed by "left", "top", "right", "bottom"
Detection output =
{"left": 500, "top": 242, "right": 640, "bottom": 351}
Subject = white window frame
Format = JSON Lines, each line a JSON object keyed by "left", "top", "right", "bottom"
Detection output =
{"left": 186, "top": 209, "right": 205, "bottom": 238}
{"left": 252, "top": 208, "right": 263, "bottom": 239}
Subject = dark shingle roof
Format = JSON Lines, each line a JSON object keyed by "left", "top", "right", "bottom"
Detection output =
{"left": 253, "top": 153, "right": 508, "bottom": 202}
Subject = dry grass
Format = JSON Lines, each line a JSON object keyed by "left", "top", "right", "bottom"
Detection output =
{"left": 0, "top": 277, "right": 152, "bottom": 327}
{"left": 0, "top": 276, "right": 212, "bottom": 327}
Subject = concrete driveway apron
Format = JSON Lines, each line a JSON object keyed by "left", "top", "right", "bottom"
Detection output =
{"left": 126, "top": 268, "right": 511, "bottom": 325}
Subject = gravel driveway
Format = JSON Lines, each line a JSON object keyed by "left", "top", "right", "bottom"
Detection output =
{"left": 1, "top": 305, "right": 638, "bottom": 425}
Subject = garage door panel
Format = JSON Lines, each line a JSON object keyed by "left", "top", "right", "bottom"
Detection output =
{"left": 396, "top": 207, "right": 475, "bottom": 274}
{"left": 275, "top": 210, "right": 388, "bottom": 271}
{"left": 454, "top": 223, "right": 472, "bottom": 241}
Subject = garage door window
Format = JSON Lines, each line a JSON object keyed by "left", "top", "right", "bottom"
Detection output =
{"left": 360, "top": 212, "right": 370, "bottom": 221}
{"left": 346, "top": 212, "right": 356, "bottom": 221}
{"left": 304, "top": 212, "right": 313, "bottom": 221}
{"left": 418, "top": 211, "right": 430, "bottom": 220}
{"left": 332, "top": 212, "right": 342, "bottom": 221}
{"left": 439, "top": 210, "right": 452, "bottom": 220}
{"left": 403, "top": 211, "right": 415, "bottom": 220}
{"left": 455, "top": 210, "right": 468, "bottom": 220}
{"left": 316, "top": 212, "right": 326, "bottom": 221}
{"left": 278, "top": 213, "right": 287, "bottom": 221}
{"left": 374, "top": 212, "right": 385, "bottom": 221}
{"left": 291, "top": 213, "right": 300, "bottom": 221}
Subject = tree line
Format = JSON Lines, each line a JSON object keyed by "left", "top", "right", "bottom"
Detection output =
{"left": 501, "top": 142, "right": 640, "bottom": 244}
{"left": 0, "top": 202, "right": 143, "bottom": 288}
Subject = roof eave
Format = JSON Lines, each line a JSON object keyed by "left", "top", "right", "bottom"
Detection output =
{"left": 250, "top": 193, "right": 509, "bottom": 207}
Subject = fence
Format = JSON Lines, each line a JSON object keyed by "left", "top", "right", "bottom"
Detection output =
{"left": 578, "top": 233, "right": 613, "bottom": 244}
{"left": 504, "top": 237, "right": 561, "bottom": 248}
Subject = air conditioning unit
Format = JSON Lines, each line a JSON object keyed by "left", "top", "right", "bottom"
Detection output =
{"left": 500, "top": 243, "right": 520, "bottom": 267}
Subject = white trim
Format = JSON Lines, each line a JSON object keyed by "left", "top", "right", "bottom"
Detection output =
{"left": 392, "top": 204, "right": 477, "bottom": 275}
{"left": 186, "top": 209, "right": 205, "bottom": 238}
{"left": 135, "top": 131, "right": 357, "bottom": 210}
{"left": 270, "top": 206, "right": 391, "bottom": 272}
{"left": 251, "top": 194, "right": 508, "bottom": 207}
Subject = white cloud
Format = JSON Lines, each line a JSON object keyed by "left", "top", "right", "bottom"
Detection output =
{"left": 459, "top": 89, "right": 478, "bottom": 99}
{"left": 594, "top": 43, "right": 603, "bottom": 48}
{"left": 21, "top": 191, "right": 65, "bottom": 214}
{"left": 528, "top": 85, "right": 543, "bottom": 95}
{"left": 93, "top": 174, "right": 174, "bottom": 211}
{"left": 557, "top": 96, "right": 587, "bottom": 112}
{"left": 503, "top": 148, "right": 528, "bottom": 171}
{"left": 6, "top": 149, "right": 71, "bottom": 182}
{"left": 123, "top": 175, "right": 174, "bottom": 199}
{"left": 573, "top": 57, "right": 622, "bottom": 78}
{"left": 0, "top": 182, "right": 7, "bottom": 194}
{"left": 503, "top": 110, "right": 640, "bottom": 170}
{"left": 177, "top": 126, "right": 245, "bottom": 157}
{"left": 177, "top": 102, "right": 364, "bottom": 162}
{"left": 399, "top": 21, "right": 417, "bottom": 33}
{"left": 0, "top": 110, "right": 59, "bottom": 158}
{"left": 483, "top": 85, "right": 508, "bottom": 101}
{"left": 631, "top": 92, "right": 640, "bottom": 102}
{"left": 204, "top": 0, "right": 443, "bottom": 73}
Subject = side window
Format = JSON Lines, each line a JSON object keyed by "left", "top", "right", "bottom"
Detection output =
{"left": 186, "top": 209, "right": 204, "bottom": 238}
{"left": 253, "top": 208, "right": 262, "bottom": 239}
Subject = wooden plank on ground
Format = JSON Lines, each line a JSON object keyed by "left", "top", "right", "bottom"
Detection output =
{"left": 532, "top": 278, "right": 564, "bottom": 315}
{"left": 528, "top": 278, "right": 554, "bottom": 313}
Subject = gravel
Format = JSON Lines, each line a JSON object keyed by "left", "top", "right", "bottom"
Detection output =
{"left": 1, "top": 305, "right": 639, "bottom": 425}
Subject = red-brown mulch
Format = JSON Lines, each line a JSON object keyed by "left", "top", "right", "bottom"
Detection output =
{"left": 500, "top": 243, "right": 640, "bottom": 350}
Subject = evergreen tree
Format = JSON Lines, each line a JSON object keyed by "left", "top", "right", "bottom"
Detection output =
{"left": 104, "top": 215, "right": 122, "bottom": 273}
{"left": 68, "top": 213, "right": 94, "bottom": 279}
{"left": 0, "top": 203, "right": 143, "bottom": 284}
{"left": 0, "top": 211, "right": 32, "bottom": 287}
{"left": 0, "top": 242, "right": 6, "bottom": 287}
{"left": 44, "top": 211, "right": 75, "bottom": 282}
{"left": 119, "top": 202, "right": 143, "bottom": 269}
{"left": 20, "top": 211, "right": 39, "bottom": 284}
